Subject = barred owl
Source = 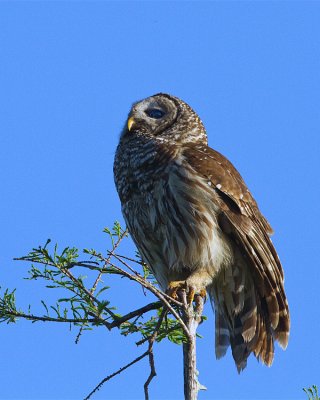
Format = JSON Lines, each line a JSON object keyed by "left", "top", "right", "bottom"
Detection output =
{"left": 113, "top": 93, "right": 290, "bottom": 371}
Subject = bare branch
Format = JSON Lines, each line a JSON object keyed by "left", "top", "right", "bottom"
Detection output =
{"left": 107, "top": 251, "right": 144, "bottom": 265}
{"left": 84, "top": 351, "right": 149, "bottom": 400}
{"left": 108, "top": 256, "right": 182, "bottom": 306}
{"left": 109, "top": 301, "right": 162, "bottom": 329}
{"left": 144, "top": 346, "right": 156, "bottom": 400}
{"left": 144, "top": 308, "right": 167, "bottom": 400}
{"left": 108, "top": 250, "right": 141, "bottom": 276}
{"left": 90, "top": 229, "right": 128, "bottom": 296}
{"left": 182, "top": 293, "right": 207, "bottom": 400}
{"left": 84, "top": 306, "right": 167, "bottom": 400}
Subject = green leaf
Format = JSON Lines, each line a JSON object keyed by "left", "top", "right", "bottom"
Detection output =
{"left": 303, "top": 386, "right": 320, "bottom": 400}
{"left": 41, "top": 300, "right": 49, "bottom": 316}
{"left": 95, "top": 286, "right": 110, "bottom": 297}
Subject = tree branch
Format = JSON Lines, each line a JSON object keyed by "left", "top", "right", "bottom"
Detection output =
{"left": 4, "top": 310, "right": 102, "bottom": 325}
{"left": 5, "top": 228, "right": 208, "bottom": 399}
{"left": 181, "top": 292, "right": 206, "bottom": 400}
{"left": 84, "top": 351, "right": 149, "bottom": 400}
{"left": 144, "top": 308, "right": 167, "bottom": 400}
{"left": 2, "top": 301, "right": 165, "bottom": 333}
{"left": 15, "top": 256, "right": 118, "bottom": 320}
{"left": 105, "top": 259, "right": 189, "bottom": 335}
{"left": 76, "top": 229, "right": 128, "bottom": 343}
{"left": 109, "top": 301, "right": 162, "bottom": 329}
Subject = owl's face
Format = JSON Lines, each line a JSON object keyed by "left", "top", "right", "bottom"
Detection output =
{"left": 121, "top": 93, "right": 207, "bottom": 145}
{"left": 125, "top": 94, "right": 178, "bottom": 136}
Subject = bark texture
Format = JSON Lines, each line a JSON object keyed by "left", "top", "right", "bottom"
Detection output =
{"left": 182, "top": 294, "right": 206, "bottom": 400}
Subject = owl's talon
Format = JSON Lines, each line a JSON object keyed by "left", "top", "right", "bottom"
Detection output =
{"left": 167, "top": 281, "right": 207, "bottom": 304}
{"left": 187, "top": 287, "right": 207, "bottom": 304}
{"left": 187, "top": 287, "right": 196, "bottom": 304}
{"left": 199, "top": 288, "right": 207, "bottom": 299}
{"left": 166, "top": 281, "right": 186, "bottom": 300}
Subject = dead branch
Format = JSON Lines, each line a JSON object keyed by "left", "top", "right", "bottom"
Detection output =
{"left": 83, "top": 351, "right": 149, "bottom": 400}
{"left": 143, "top": 308, "right": 167, "bottom": 400}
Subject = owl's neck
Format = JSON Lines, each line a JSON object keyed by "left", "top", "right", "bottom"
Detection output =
{"left": 121, "top": 127, "right": 208, "bottom": 147}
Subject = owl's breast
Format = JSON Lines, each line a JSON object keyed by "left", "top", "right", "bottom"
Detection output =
{"left": 114, "top": 141, "right": 234, "bottom": 288}
{"left": 114, "top": 136, "right": 177, "bottom": 204}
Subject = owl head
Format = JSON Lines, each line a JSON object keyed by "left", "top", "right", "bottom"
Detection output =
{"left": 121, "top": 93, "right": 208, "bottom": 145}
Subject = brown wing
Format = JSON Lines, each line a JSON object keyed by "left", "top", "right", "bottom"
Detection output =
{"left": 183, "top": 143, "right": 290, "bottom": 368}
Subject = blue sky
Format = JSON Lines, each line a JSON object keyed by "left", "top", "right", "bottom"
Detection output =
{"left": 1, "top": 2, "right": 319, "bottom": 399}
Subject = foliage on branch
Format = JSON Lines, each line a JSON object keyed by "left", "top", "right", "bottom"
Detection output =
{"left": 304, "top": 386, "right": 320, "bottom": 400}
{"left": 0, "top": 221, "right": 189, "bottom": 399}
{"left": 1, "top": 221, "right": 315, "bottom": 399}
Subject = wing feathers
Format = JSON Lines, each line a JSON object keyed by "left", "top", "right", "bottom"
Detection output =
{"left": 183, "top": 144, "right": 290, "bottom": 369}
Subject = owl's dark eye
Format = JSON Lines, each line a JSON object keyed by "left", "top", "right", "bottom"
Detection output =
{"left": 145, "top": 108, "right": 165, "bottom": 119}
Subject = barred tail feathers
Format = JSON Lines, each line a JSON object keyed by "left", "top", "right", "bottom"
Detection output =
{"left": 209, "top": 261, "right": 289, "bottom": 372}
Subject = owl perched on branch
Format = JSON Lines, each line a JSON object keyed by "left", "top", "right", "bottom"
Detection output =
{"left": 114, "top": 93, "right": 290, "bottom": 371}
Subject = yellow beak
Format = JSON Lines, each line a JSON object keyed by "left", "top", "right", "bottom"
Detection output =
{"left": 127, "top": 117, "right": 135, "bottom": 131}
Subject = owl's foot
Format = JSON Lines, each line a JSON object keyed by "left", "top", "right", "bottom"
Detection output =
{"left": 186, "top": 287, "right": 207, "bottom": 305}
{"left": 166, "top": 280, "right": 186, "bottom": 300}
{"left": 167, "top": 281, "right": 206, "bottom": 304}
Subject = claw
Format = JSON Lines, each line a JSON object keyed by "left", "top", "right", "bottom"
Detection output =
{"left": 194, "top": 290, "right": 207, "bottom": 313}
{"left": 199, "top": 288, "right": 207, "bottom": 299}
{"left": 167, "top": 281, "right": 207, "bottom": 304}
{"left": 166, "top": 281, "right": 186, "bottom": 300}
{"left": 187, "top": 287, "right": 196, "bottom": 304}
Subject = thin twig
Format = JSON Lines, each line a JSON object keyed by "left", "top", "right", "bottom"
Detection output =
{"left": 144, "top": 345, "right": 156, "bottom": 400}
{"left": 15, "top": 256, "right": 118, "bottom": 320}
{"left": 107, "top": 261, "right": 189, "bottom": 335}
{"left": 4, "top": 310, "right": 102, "bottom": 325}
{"left": 2, "top": 302, "right": 164, "bottom": 334}
{"left": 90, "top": 230, "right": 127, "bottom": 296}
{"left": 107, "top": 251, "right": 144, "bottom": 265}
{"left": 144, "top": 308, "right": 167, "bottom": 400}
{"left": 14, "top": 258, "right": 98, "bottom": 268}
{"left": 109, "top": 301, "right": 162, "bottom": 329}
{"left": 136, "top": 323, "right": 182, "bottom": 347}
{"left": 61, "top": 267, "right": 119, "bottom": 319}
{"left": 65, "top": 261, "right": 100, "bottom": 268}
{"left": 109, "top": 253, "right": 186, "bottom": 304}
{"left": 76, "top": 230, "right": 127, "bottom": 343}
{"left": 14, "top": 252, "right": 189, "bottom": 335}
{"left": 14, "top": 240, "right": 200, "bottom": 400}
{"left": 84, "top": 307, "right": 167, "bottom": 400}
{"left": 108, "top": 251, "right": 141, "bottom": 276}
{"left": 105, "top": 257, "right": 182, "bottom": 306}
{"left": 84, "top": 351, "right": 149, "bottom": 400}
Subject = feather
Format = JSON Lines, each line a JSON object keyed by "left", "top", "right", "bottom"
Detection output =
{"left": 183, "top": 144, "right": 290, "bottom": 369}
